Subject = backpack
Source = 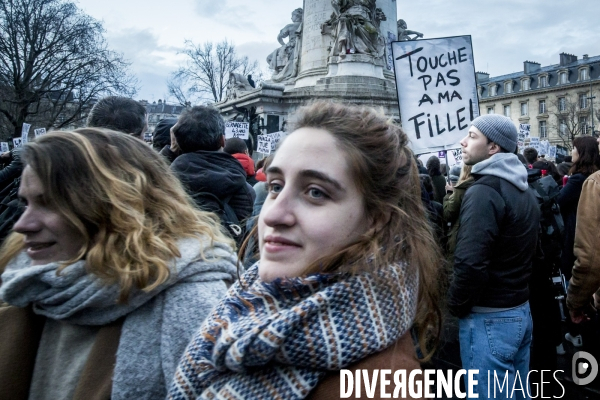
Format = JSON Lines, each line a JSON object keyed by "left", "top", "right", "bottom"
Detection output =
{"left": 191, "top": 192, "right": 245, "bottom": 247}
{"left": 527, "top": 170, "right": 564, "bottom": 275}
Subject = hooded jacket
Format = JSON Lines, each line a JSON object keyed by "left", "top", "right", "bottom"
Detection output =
{"left": 171, "top": 151, "right": 255, "bottom": 221}
{"left": 448, "top": 153, "right": 540, "bottom": 318}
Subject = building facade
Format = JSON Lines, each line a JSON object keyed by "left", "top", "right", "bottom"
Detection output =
{"left": 477, "top": 53, "right": 600, "bottom": 150}
{"left": 140, "top": 99, "right": 185, "bottom": 134}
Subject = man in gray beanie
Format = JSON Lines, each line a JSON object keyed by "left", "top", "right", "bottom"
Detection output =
{"left": 448, "top": 114, "right": 540, "bottom": 397}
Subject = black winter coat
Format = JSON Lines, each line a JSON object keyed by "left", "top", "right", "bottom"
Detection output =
{"left": 448, "top": 175, "right": 540, "bottom": 318}
{"left": 556, "top": 173, "right": 589, "bottom": 279}
{"left": 170, "top": 151, "right": 255, "bottom": 222}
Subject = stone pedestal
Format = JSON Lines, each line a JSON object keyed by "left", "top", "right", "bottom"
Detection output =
{"left": 216, "top": 1, "right": 402, "bottom": 149}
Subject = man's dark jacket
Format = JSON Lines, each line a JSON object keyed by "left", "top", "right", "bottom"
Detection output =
{"left": 170, "top": 150, "right": 255, "bottom": 221}
{"left": 448, "top": 153, "right": 540, "bottom": 318}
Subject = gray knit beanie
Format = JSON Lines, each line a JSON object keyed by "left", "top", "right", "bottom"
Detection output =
{"left": 471, "top": 114, "right": 518, "bottom": 153}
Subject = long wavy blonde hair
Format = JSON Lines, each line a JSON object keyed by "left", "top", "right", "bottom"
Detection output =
{"left": 0, "top": 128, "right": 233, "bottom": 301}
{"left": 241, "top": 101, "right": 443, "bottom": 360}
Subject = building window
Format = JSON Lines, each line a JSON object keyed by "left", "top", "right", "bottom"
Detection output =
{"left": 558, "top": 97, "right": 566, "bottom": 112}
{"left": 580, "top": 117, "right": 588, "bottom": 134}
{"left": 579, "top": 68, "right": 589, "bottom": 81}
{"left": 539, "top": 100, "right": 546, "bottom": 114}
{"left": 487, "top": 107, "right": 494, "bottom": 114}
{"left": 580, "top": 93, "right": 588, "bottom": 109}
{"left": 505, "top": 82, "right": 512, "bottom": 94}
{"left": 559, "top": 71, "right": 568, "bottom": 84}
{"left": 521, "top": 79, "right": 529, "bottom": 91}
{"left": 504, "top": 105, "right": 510, "bottom": 117}
{"left": 489, "top": 85, "right": 497, "bottom": 96}
{"left": 520, "top": 102, "right": 528, "bottom": 116}
{"left": 539, "top": 121, "right": 547, "bottom": 138}
{"left": 539, "top": 75, "right": 548, "bottom": 88}
{"left": 559, "top": 119, "right": 567, "bottom": 135}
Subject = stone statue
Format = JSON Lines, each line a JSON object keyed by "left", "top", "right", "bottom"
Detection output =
{"left": 397, "top": 19, "right": 423, "bottom": 41}
{"left": 225, "top": 72, "right": 255, "bottom": 100}
{"left": 321, "top": 0, "right": 386, "bottom": 58}
{"left": 266, "top": 8, "right": 303, "bottom": 82}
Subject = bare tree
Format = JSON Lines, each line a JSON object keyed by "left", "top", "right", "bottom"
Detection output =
{"left": 168, "top": 40, "right": 258, "bottom": 104}
{"left": 548, "top": 94, "right": 590, "bottom": 150}
{"left": 0, "top": 0, "right": 137, "bottom": 140}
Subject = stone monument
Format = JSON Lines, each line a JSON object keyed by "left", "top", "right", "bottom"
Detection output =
{"left": 216, "top": 1, "right": 424, "bottom": 151}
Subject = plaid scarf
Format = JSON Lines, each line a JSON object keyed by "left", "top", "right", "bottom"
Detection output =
{"left": 168, "top": 262, "right": 418, "bottom": 400}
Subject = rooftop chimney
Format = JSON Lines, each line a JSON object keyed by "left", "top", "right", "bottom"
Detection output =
{"left": 524, "top": 61, "right": 541, "bottom": 74}
{"left": 559, "top": 52, "right": 578, "bottom": 66}
{"left": 583, "top": 54, "right": 589, "bottom": 60}
{"left": 476, "top": 71, "right": 490, "bottom": 82}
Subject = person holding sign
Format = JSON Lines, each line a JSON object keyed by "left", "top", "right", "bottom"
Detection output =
{"left": 448, "top": 114, "right": 540, "bottom": 398}
{"left": 169, "top": 102, "right": 441, "bottom": 399}
{"left": 0, "top": 129, "right": 238, "bottom": 399}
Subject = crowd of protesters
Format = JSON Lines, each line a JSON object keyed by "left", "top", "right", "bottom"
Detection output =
{"left": 0, "top": 96, "right": 599, "bottom": 399}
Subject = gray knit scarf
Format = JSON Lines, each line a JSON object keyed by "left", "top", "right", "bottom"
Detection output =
{"left": 0, "top": 238, "right": 238, "bottom": 399}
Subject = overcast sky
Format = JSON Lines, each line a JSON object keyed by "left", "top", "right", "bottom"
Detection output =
{"left": 75, "top": 0, "right": 600, "bottom": 102}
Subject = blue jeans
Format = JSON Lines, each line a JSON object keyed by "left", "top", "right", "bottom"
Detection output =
{"left": 459, "top": 302, "right": 533, "bottom": 399}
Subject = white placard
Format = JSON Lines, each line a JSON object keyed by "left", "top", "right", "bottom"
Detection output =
{"left": 256, "top": 135, "right": 271, "bottom": 154}
{"left": 392, "top": 35, "right": 479, "bottom": 154}
{"left": 21, "top": 123, "right": 31, "bottom": 143}
{"left": 539, "top": 140, "right": 550, "bottom": 156}
{"left": 34, "top": 128, "right": 46, "bottom": 137}
{"left": 452, "top": 148, "right": 463, "bottom": 163}
{"left": 256, "top": 131, "right": 285, "bottom": 154}
{"left": 548, "top": 146, "right": 557, "bottom": 159}
{"left": 418, "top": 150, "right": 461, "bottom": 169}
{"left": 0, "top": 142, "right": 9, "bottom": 153}
{"left": 224, "top": 121, "right": 249, "bottom": 139}
{"left": 12, "top": 138, "right": 23, "bottom": 148}
{"left": 518, "top": 124, "right": 530, "bottom": 140}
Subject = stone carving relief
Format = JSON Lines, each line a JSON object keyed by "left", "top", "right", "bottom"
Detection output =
{"left": 225, "top": 72, "right": 255, "bottom": 100}
{"left": 321, "top": 0, "right": 386, "bottom": 59}
{"left": 266, "top": 8, "right": 303, "bottom": 82}
{"left": 397, "top": 19, "right": 423, "bottom": 41}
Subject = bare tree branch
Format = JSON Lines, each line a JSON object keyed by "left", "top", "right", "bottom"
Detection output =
{"left": 0, "top": 0, "right": 137, "bottom": 140}
{"left": 168, "top": 39, "right": 258, "bottom": 104}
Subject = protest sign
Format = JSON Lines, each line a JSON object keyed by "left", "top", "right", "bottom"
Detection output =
{"left": 418, "top": 150, "right": 461, "bottom": 169}
{"left": 438, "top": 151, "right": 446, "bottom": 159}
{"left": 257, "top": 135, "right": 272, "bottom": 154}
{"left": 548, "top": 146, "right": 557, "bottom": 159}
{"left": 256, "top": 131, "right": 285, "bottom": 154}
{"left": 224, "top": 121, "right": 249, "bottom": 139}
{"left": 392, "top": 35, "right": 479, "bottom": 154}
{"left": 539, "top": 140, "right": 550, "bottom": 156}
{"left": 518, "top": 124, "right": 530, "bottom": 141}
{"left": 0, "top": 142, "right": 8, "bottom": 153}
{"left": 21, "top": 123, "right": 31, "bottom": 143}
{"left": 34, "top": 128, "right": 46, "bottom": 137}
{"left": 13, "top": 138, "right": 23, "bottom": 148}
{"left": 452, "top": 148, "right": 463, "bottom": 163}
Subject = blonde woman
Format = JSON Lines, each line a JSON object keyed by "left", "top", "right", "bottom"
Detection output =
{"left": 0, "top": 129, "right": 238, "bottom": 399}
{"left": 169, "top": 102, "right": 442, "bottom": 399}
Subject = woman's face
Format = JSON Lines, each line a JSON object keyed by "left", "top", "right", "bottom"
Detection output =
{"left": 13, "top": 166, "right": 86, "bottom": 266}
{"left": 258, "top": 128, "right": 371, "bottom": 282}
{"left": 572, "top": 146, "right": 579, "bottom": 163}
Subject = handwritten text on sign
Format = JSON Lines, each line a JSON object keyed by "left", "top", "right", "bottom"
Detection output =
{"left": 392, "top": 36, "right": 479, "bottom": 154}
{"left": 225, "top": 122, "right": 249, "bottom": 139}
